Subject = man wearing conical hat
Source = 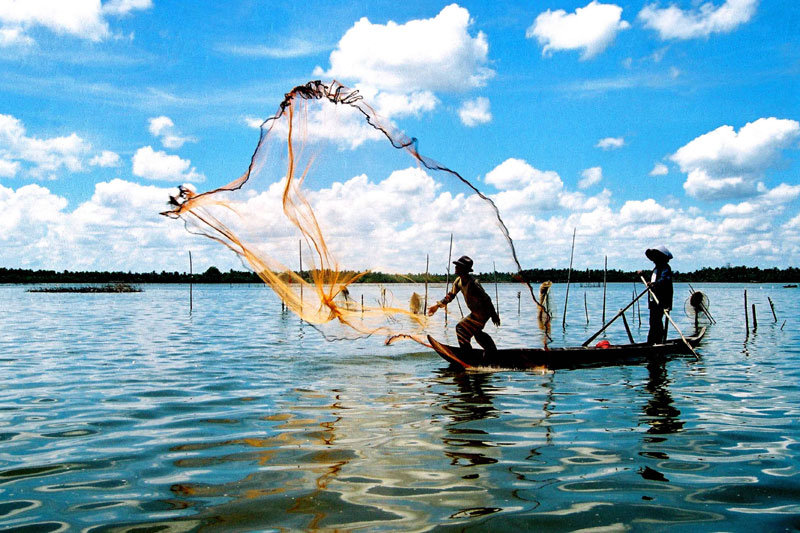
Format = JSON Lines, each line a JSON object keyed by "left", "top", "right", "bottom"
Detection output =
{"left": 643, "top": 245, "right": 674, "bottom": 344}
{"left": 428, "top": 255, "right": 500, "bottom": 356}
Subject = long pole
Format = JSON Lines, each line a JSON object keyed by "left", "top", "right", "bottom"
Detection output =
{"left": 446, "top": 233, "right": 453, "bottom": 326}
{"left": 299, "top": 240, "right": 303, "bottom": 316}
{"left": 640, "top": 275, "right": 698, "bottom": 359}
{"left": 189, "top": 250, "right": 193, "bottom": 313}
{"left": 744, "top": 290, "right": 749, "bottom": 337}
{"left": 584, "top": 292, "right": 589, "bottom": 324}
{"left": 424, "top": 254, "right": 429, "bottom": 311}
{"left": 752, "top": 303, "right": 757, "bottom": 332}
{"left": 582, "top": 287, "right": 649, "bottom": 346}
{"left": 562, "top": 227, "right": 576, "bottom": 329}
{"left": 494, "top": 261, "right": 499, "bottom": 319}
{"left": 602, "top": 256, "right": 607, "bottom": 323}
{"left": 768, "top": 297, "right": 777, "bottom": 322}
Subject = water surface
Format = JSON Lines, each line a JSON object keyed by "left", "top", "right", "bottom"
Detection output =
{"left": 1, "top": 283, "right": 798, "bottom": 531}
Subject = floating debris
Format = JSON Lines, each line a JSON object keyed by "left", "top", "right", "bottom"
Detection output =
{"left": 28, "top": 283, "right": 142, "bottom": 293}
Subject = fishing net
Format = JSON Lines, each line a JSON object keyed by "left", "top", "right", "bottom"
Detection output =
{"left": 684, "top": 290, "right": 712, "bottom": 325}
{"left": 162, "top": 81, "right": 544, "bottom": 344}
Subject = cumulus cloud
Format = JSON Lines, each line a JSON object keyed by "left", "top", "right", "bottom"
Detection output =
{"left": 0, "top": 0, "right": 152, "bottom": 46}
{"left": 579, "top": 166, "right": 602, "bottom": 189}
{"left": 639, "top": 0, "right": 757, "bottom": 40}
{"left": 0, "top": 178, "right": 227, "bottom": 272}
{"left": 458, "top": 97, "right": 491, "bottom": 127}
{"left": 527, "top": 1, "right": 631, "bottom": 60}
{"left": 148, "top": 116, "right": 196, "bottom": 149}
{"left": 596, "top": 136, "right": 625, "bottom": 150}
{"left": 649, "top": 162, "right": 669, "bottom": 176}
{"left": 314, "top": 4, "right": 493, "bottom": 119}
{"left": 0, "top": 113, "right": 95, "bottom": 179}
{"left": 671, "top": 117, "right": 800, "bottom": 200}
{"left": 0, "top": 158, "right": 20, "bottom": 177}
{"left": 89, "top": 150, "right": 121, "bottom": 168}
{"left": 132, "top": 146, "right": 204, "bottom": 183}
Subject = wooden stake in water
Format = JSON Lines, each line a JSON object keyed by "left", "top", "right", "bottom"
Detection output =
{"left": 768, "top": 297, "right": 777, "bottom": 322}
{"left": 602, "top": 256, "right": 607, "bottom": 323}
{"left": 517, "top": 291, "right": 521, "bottom": 315}
{"left": 752, "top": 303, "right": 757, "bottom": 332}
{"left": 744, "top": 290, "right": 749, "bottom": 337}
{"left": 584, "top": 292, "right": 589, "bottom": 324}
{"left": 562, "top": 227, "right": 576, "bottom": 329}
{"left": 494, "top": 261, "right": 499, "bottom": 319}
{"left": 424, "top": 254, "right": 429, "bottom": 312}
{"left": 299, "top": 240, "right": 303, "bottom": 317}
{"left": 189, "top": 250, "right": 193, "bottom": 313}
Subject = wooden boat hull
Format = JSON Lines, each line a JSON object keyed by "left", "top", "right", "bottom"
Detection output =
{"left": 428, "top": 328, "right": 706, "bottom": 370}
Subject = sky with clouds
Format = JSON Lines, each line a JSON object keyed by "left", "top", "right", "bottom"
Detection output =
{"left": 0, "top": 0, "right": 798, "bottom": 275}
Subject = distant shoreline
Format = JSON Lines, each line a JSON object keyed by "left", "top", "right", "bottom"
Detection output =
{"left": 2, "top": 266, "right": 798, "bottom": 285}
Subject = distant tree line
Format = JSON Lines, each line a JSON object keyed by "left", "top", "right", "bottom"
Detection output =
{"left": 2, "top": 265, "right": 798, "bottom": 285}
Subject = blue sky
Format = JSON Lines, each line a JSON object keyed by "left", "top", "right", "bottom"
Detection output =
{"left": 1, "top": 0, "right": 798, "bottom": 274}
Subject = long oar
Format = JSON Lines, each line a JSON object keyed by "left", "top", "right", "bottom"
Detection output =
{"left": 582, "top": 287, "right": 649, "bottom": 346}
{"left": 639, "top": 275, "right": 699, "bottom": 359}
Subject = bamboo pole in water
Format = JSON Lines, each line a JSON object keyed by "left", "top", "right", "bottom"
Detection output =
{"left": 445, "top": 233, "right": 453, "bottom": 326}
{"left": 424, "top": 254, "right": 429, "bottom": 312}
{"left": 621, "top": 311, "right": 634, "bottom": 344}
{"left": 602, "top": 256, "right": 607, "bottom": 323}
{"left": 562, "top": 227, "right": 576, "bottom": 329}
{"left": 768, "top": 297, "right": 777, "bottom": 322}
{"left": 494, "top": 261, "right": 499, "bottom": 319}
{"left": 744, "top": 290, "right": 749, "bottom": 337}
{"left": 584, "top": 292, "right": 589, "bottom": 324}
{"left": 752, "top": 303, "right": 757, "bottom": 332}
{"left": 189, "top": 251, "right": 193, "bottom": 313}
{"left": 299, "top": 240, "right": 303, "bottom": 317}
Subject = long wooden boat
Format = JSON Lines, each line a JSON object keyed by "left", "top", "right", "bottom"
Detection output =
{"left": 428, "top": 328, "right": 706, "bottom": 370}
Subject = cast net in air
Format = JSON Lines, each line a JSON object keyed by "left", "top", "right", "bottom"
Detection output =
{"left": 162, "top": 81, "right": 545, "bottom": 344}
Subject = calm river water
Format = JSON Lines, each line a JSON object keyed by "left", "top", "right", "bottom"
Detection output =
{"left": 1, "top": 282, "right": 798, "bottom": 532}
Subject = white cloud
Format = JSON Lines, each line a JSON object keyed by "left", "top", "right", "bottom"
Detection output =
{"left": 0, "top": 178, "right": 227, "bottom": 272}
{"left": 0, "top": 158, "right": 20, "bottom": 177}
{"left": 132, "top": 146, "right": 204, "bottom": 183}
{"left": 672, "top": 118, "right": 800, "bottom": 200}
{"left": 579, "top": 166, "right": 602, "bottom": 189}
{"left": 458, "top": 97, "right": 491, "bottom": 127}
{"left": 639, "top": 0, "right": 758, "bottom": 40}
{"left": 318, "top": 4, "right": 492, "bottom": 92}
{"left": 527, "top": 1, "right": 631, "bottom": 60}
{"left": 0, "top": 113, "right": 93, "bottom": 179}
{"left": 0, "top": 0, "right": 151, "bottom": 46}
{"left": 485, "top": 158, "right": 558, "bottom": 190}
{"left": 619, "top": 198, "right": 674, "bottom": 223}
{"left": 102, "top": 0, "right": 153, "bottom": 17}
{"left": 89, "top": 150, "right": 121, "bottom": 167}
{"left": 371, "top": 90, "right": 439, "bottom": 119}
{"left": 148, "top": 116, "right": 195, "bottom": 149}
{"left": 596, "top": 136, "right": 625, "bottom": 150}
{"left": 218, "top": 38, "right": 324, "bottom": 59}
{"left": 314, "top": 4, "right": 493, "bottom": 119}
{"left": 649, "top": 163, "right": 669, "bottom": 176}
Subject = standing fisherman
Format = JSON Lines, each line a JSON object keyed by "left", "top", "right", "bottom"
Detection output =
{"left": 428, "top": 256, "right": 500, "bottom": 356}
{"left": 641, "top": 246, "right": 673, "bottom": 344}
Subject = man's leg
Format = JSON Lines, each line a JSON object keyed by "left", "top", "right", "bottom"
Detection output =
{"left": 648, "top": 307, "right": 664, "bottom": 345}
{"left": 473, "top": 329, "right": 497, "bottom": 356}
{"left": 455, "top": 314, "right": 483, "bottom": 351}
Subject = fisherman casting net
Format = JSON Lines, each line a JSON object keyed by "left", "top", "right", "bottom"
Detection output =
{"left": 162, "top": 81, "right": 544, "bottom": 344}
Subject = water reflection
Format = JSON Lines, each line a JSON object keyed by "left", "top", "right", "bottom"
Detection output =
{"left": 642, "top": 357, "right": 684, "bottom": 436}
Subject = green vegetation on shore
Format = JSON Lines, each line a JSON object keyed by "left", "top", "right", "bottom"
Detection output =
{"left": 2, "top": 265, "right": 798, "bottom": 285}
